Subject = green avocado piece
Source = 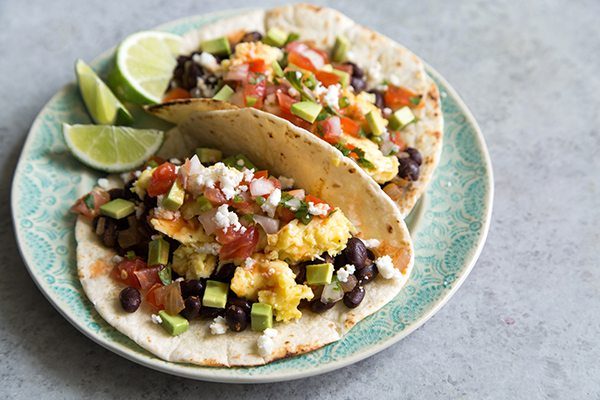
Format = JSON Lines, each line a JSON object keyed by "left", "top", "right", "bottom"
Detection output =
{"left": 212, "top": 85, "right": 234, "bottom": 101}
{"left": 223, "top": 154, "right": 256, "bottom": 171}
{"left": 306, "top": 263, "right": 334, "bottom": 285}
{"left": 148, "top": 237, "right": 170, "bottom": 266}
{"left": 99, "top": 198, "right": 135, "bottom": 219}
{"left": 332, "top": 35, "right": 349, "bottom": 63}
{"left": 162, "top": 180, "right": 185, "bottom": 211}
{"left": 196, "top": 147, "right": 223, "bottom": 164}
{"left": 245, "top": 96, "right": 258, "bottom": 107}
{"left": 272, "top": 60, "right": 284, "bottom": 78}
{"left": 291, "top": 101, "right": 323, "bottom": 123}
{"left": 201, "top": 36, "right": 231, "bottom": 56}
{"left": 202, "top": 280, "right": 229, "bottom": 309}
{"left": 263, "top": 27, "right": 288, "bottom": 47}
{"left": 331, "top": 69, "right": 350, "bottom": 88}
{"left": 366, "top": 110, "right": 386, "bottom": 136}
{"left": 196, "top": 195, "right": 213, "bottom": 212}
{"left": 158, "top": 310, "right": 189, "bottom": 336}
{"left": 389, "top": 106, "right": 416, "bottom": 130}
{"left": 251, "top": 303, "right": 273, "bottom": 331}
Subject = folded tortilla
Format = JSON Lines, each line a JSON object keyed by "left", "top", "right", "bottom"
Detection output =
{"left": 148, "top": 3, "right": 444, "bottom": 217}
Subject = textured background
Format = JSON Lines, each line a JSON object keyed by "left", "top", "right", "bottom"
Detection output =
{"left": 1, "top": 0, "right": 598, "bottom": 399}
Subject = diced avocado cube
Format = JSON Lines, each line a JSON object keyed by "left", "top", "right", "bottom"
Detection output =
{"left": 389, "top": 106, "right": 416, "bottom": 130}
{"left": 212, "top": 85, "right": 234, "bottom": 101}
{"left": 158, "top": 310, "right": 189, "bottom": 336}
{"left": 223, "top": 154, "right": 256, "bottom": 171}
{"left": 365, "top": 110, "right": 386, "bottom": 136}
{"left": 99, "top": 198, "right": 135, "bottom": 219}
{"left": 331, "top": 69, "right": 350, "bottom": 88}
{"left": 202, "top": 280, "right": 229, "bottom": 309}
{"left": 263, "top": 27, "right": 288, "bottom": 47}
{"left": 196, "top": 147, "right": 222, "bottom": 164}
{"left": 196, "top": 195, "right": 213, "bottom": 212}
{"left": 161, "top": 180, "right": 185, "bottom": 211}
{"left": 291, "top": 101, "right": 323, "bottom": 123}
{"left": 245, "top": 96, "right": 258, "bottom": 107}
{"left": 306, "top": 263, "right": 334, "bottom": 285}
{"left": 332, "top": 35, "right": 349, "bottom": 62}
{"left": 271, "top": 61, "right": 284, "bottom": 77}
{"left": 201, "top": 36, "right": 231, "bottom": 56}
{"left": 148, "top": 237, "right": 169, "bottom": 266}
{"left": 251, "top": 303, "right": 273, "bottom": 331}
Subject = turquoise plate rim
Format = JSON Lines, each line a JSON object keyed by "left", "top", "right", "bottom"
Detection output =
{"left": 11, "top": 9, "right": 493, "bottom": 383}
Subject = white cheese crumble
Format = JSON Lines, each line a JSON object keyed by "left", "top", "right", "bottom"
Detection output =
{"left": 97, "top": 178, "right": 109, "bottom": 189}
{"left": 111, "top": 255, "right": 124, "bottom": 264}
{"left": 188, "top": 162, "right": 244, "bottom": 200}
{"left": 236, "top": 159, "right": 245, "bottom": 167}
{"left": 151, "top": 314, "right": 162, "bottom": 325}
{"left": 336, "top": 264, "right": 356, "bottom": 283}
{"left": 257, "top": 328, "right": 278, "bottom": 357}
{"left": 308, "top": 201, "right": 330, "bottom": 216}
{"left": 121, "top": 172, "right": 134, "bottom": 182}
{"left": 261, "top": 188, "right": 282, "bottom": 218}
{"left": 375, "top": 255, "right": 400, "bottom": 279}
{"left": 244, "top": 257, "right": 256, "bottom": 269}
{"left": 169, "top": 158, "right": 182, "bottom": 165}
{"left": 243, "top": 168, "right": 255, "bottom": 183}
{"left": 209, "top": 316, "right": 229, "bottom": 335}
{"left": 360, "top": 238, "right": 381, "bottom": 249}
{"left": 313, "top": 82, "right": 327, "bottom": 96}
{"left": 194, "top": 242, "right": 221, "bottom": 255}
{"left": 368, "top": 62, "right": 383, "bottom": 84}
{"left": 323, "top": 84, "right": 341, "bottom": 109}
{"left": 214, "top": 204, "right": 245, "bottom": 233}
{"left": 388, "top": 74, "right": 401, "bottom": 86}
{"left": 193, "top": 52, "right": 220, "bottom": 73}
{"left": 278, "top": 175, "right": 295, "bottom": 189}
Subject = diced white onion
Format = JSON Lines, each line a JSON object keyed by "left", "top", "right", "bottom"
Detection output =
{"left": 253, "top": 215, "right": 280, "bottom": 234}
{"left": 250, "top": 178, "right": 275, "bottom": 197}
{"left": 198, "top": 208, "right": 219, "bottom": 235}
{"left": 321, "top": 280, "right": 344, "bottom": 303}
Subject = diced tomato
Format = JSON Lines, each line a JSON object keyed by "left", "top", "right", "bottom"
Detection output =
{"left": 204, "top": 187, "right": 228, "bottom": 206}
{"left": 286, "top": 42, "right": 329, "bottom": 69}
{"left": 243, "top": 72, "right": 267, "bottom": 108}
{"left": 145, "top": 283, "right": 165, "bottom": 310}
{"left": 269, "top": 176, "right": 282, "bottom": 189}
{"left": 315, "top": 70, "right": 341, "bottom": 87}
{"left": 217, "top": 225, "right": 259, "bottom": 261}
{"left": 163, "top": 87, "right": 191, "bottom": 102}
{"left": 111, "top": 258, "right": 147, "bottom": 288}
{"left": 288, "top": 51, "right": 317, "bottom": 72}
{"left": 230, "top": 199, "right": 260, "bottom": 215}
{"left": 147, "top": 162, "right": 177, "bottom": 197}
{"left": 287, "top": 189, "right": 305, "bottom": 200}
{"left": 71, "top": 188, "right": 110, "bottom": 218}
{"left": 276, "top": 206, "right": 296, "bottom": 224}
{"left": 318, "top": 116, "right": 342, "bottom": 144}
{"left": 133, "top": 266, "right": 163, "bottom": 290}
{"left": 340, "top": 116, "right": 361, "bottom": 137}
{"left": 389, "top": 131, "right": 406, "bottom": 149}
{"left": 384, "top": 85, "right": 421, "bottom": 110}
{"left": 249, "top": 59, "right": 267, "bottom": 73}
{"left": 276, "top": 91, "right": 297, "bottom": 114}
{"left": 163, "top": 282, "right": 185, "bottom": 315}
{"left": 305, "top": 194, "right": 326, "bottom": 205}
{"left": 253, "top": 170, "right": 269, "bottom": 180}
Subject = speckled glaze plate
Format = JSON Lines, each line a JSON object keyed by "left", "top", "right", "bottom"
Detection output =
{"left": 11, "top": 10, "right": 493, "bottom": 383}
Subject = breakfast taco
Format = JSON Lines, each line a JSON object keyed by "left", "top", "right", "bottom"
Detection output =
{"left": 146, "top": 4, "right": 443, "bottom": 217}
{"left": 72, "top": 107, "right": 414, "bottom": 366}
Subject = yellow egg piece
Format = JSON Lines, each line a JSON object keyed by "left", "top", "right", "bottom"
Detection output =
{"left": 171, "top": 245, "right": 217, "bottom": 279}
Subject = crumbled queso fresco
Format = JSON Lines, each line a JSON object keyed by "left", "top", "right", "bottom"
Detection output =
{"left": 209, "top": 316, "right": 229, "bottom": 335}
{"left": 189, "top": 161, "right": 244, "bottom": 200}
{"left": 360, "top": 238, "right": 381, "bottom": 249}
{"left": 375, "top": 255, "right": 400, "bottom": 279}
{"left": 261, "top": 188, "right": 282, "bottom": 217}
{"left": 214, "top": 204, "right": 246, "bottom": 233}
{"left": 151, "top": 314, "right": 162, "bottom": 325}
{"left": 257, "top": 328, "right": 278, "bottom": 357}
{"left": 323, "top": 84, "right": 341, "bottom": 109}
{"left": 336, "top": 264, "right": 356, "bottom": 283}
{"left": 194, "top": 242, "right": 222, "bottom": 255}
{"left": 308, "top": 201, "right": 330, "bottom": 216}
{"left": 277, "top": 175, "right": 295, "bottom": 189}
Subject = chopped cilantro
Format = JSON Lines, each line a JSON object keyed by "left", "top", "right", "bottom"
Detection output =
{"left": 334, "top": 143, "right": 351, "bottom": 156}
{"left": 255, "top": 196, "right": 266, "bottom": 206}
{"left": 294, "top": 203, "right": 313, "bottom": 225}
{"left": 303, "top": 73, "right": 317, "bottom": 89}
{"left": 158, "top": 265, "right": 172, "bottom": 286}
{"left": 126, "top": 250, "right": 136, "bottom": 260}
{"left": 285, "top": 32, "right": 300, "bottom": 44}
{"left": 83, "top": 193, "right": 95, "bottom": 210}
{"left": 409, "top": 96, "right": 422, "bottom": 106}
{"left": 284, "top": 71, "right": 316, "bottom": 102}
{"left": 147, "top": 160, "right": 159, "bottom": 168}
{"left": 233, "top": 195, "right": 244, "bottom": 203}
{"left": 339, "top": 96, "right": 351, "bottom": 108}
{"left": 357, "top": 157, "right": 375, "bottom": 169}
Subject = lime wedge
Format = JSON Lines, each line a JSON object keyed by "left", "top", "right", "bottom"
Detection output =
{"left": 75, "top": 59, "right": 133, "bottom": 125}
{"left": 63, "top": 124, "right": 164, "bottom": 172}
{"left": 109, "top": 31, "right": 183, "bottom": 104}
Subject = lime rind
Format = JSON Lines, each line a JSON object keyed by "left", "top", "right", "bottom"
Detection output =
{"left": 63, "top": 124, "right": 164, "bottom": 172}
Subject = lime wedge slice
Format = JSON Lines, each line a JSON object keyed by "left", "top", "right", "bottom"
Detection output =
{"left": 109, "top": 31, "right": 183, "bottom": 104}
{"left": 63, "top": 124, "right": 164, "bottom": 172}
{"left": 76, "top": 59, "right": 133, "bottom": 125}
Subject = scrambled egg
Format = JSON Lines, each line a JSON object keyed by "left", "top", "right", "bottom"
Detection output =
{"left": 228, "top": 42, "right": 283, "bottom": 79}
{"left": 344, "top": 135, "right": 399, "bottom": 184}
{"left": 172, "top": 245, "right": 217, "bottom": 279}
{"left": 132, "top": 167, "right": 155, "bottom": 199}
{"left": 230, "top": 255, "right": 313, "bottom": 322}
{"left": 266, "top": 209, "right": 355, "bottom": 263}
{"left": 150, "top": 217, "right": 212, "bottom": 246}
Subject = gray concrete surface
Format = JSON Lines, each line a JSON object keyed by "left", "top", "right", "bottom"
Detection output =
{"left": 1, "top": 0, "right": 598, "bottom": 398}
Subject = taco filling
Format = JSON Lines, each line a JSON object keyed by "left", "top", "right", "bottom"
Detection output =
{"left": 162, "top": 30, "right": 424, "bottom": 191}
{"left": 72, "top": 150, "right": 401, "bottom": 339}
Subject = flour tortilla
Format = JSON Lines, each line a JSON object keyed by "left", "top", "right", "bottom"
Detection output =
{"left": 148, "top": 3, "right": 443, "bottom": 217}
{"left": 77, "top": 107, "right": 414, "bottom": 366}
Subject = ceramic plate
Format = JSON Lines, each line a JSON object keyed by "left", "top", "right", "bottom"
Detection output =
{"left": 11, "top": 10, "right": 493, "bottom": 383}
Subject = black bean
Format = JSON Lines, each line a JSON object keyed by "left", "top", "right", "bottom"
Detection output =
{"left": 366, "top": 249, "right": 375, "bottom": 261}
{"left": 101, "top": 218, "right": 118, "bottom": 248}
{"left": 225, "top": 305, "right": 249, "bottom": 332}
{"left": 342, "top": 238, "right": 369, "bottom": 270}
{"left": 397, "top": 157, "right": 420, "bottom": 181}
{"left": 180, "top": 296, "right": 201, "bottom": 320}
{"left": 123, "top": 180, "right": 137, "bottom": 200}
{"left": 183, "top": 61, "right": 202, "bottom": 90}
{"left": 119, "top": 287, "right": 141, "bottom": 313}
{"left": 334, "top": 253, "right": 348, "bottom": 270}
{"left": 199, "top": 306, "right": 225, "bottom": 319}
{"left": 310, "top": 299, "right": 336, "bottom": 314}
{"left": 180, "top": 279, "right": 204, "bottom": 298}
{"left": 368, "top": 90, "right": 385, "bottom": 110}
{"left": 240, "top": 31, "right": 263, "bottom": 43}
{"left": 344, "top": 61, "right": 364, "bottom": 79}
{"left": 107, "top": 188, "right": 125, "bottom": 200}
{"left": 351, "top": 76, "right": 367, "bottom": 93}
{"left": 211, "top": 263, "right": 237, "bottom": 282}
{"left": 227, "top": 297, "right": 252, "bottom": 318}
{"left": 295, "top": 264, "right": 306, "bottom": 284}
{"left": 406, "top": 147, "right": 422, "bottom": 166}
{"left": 143, "top": 194, "right": 157, "bottom": 210}
{"left": 343, "top": 285, "right": 365, "bottom": 308}
{"left": 355, "top": 263, "right": 378, "bottom": 284}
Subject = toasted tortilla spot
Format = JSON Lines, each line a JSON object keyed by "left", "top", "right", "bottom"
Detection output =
{"left": 90, "top": 259, "right": 111, "bottom": 278}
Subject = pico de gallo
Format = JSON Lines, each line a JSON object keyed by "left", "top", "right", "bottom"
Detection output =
{"left": 72, "top": 150, "right": 400, "bottom": 337}
{"left": 163, "top": 29, "right": 424, "bottom": 194}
